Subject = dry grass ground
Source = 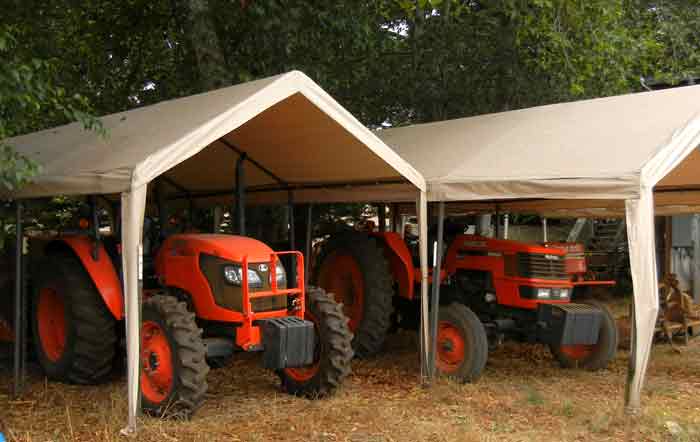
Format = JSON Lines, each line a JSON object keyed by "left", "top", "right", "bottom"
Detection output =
{"left": 2, "top": 301, "right": 700, "bottom": 442}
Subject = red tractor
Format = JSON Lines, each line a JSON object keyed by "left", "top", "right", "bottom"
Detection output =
{"left": 21, "top": 195, "right": 353, "bottom": 418}
{"left": 314, "top": 223, "right": 617, "bottom": 381}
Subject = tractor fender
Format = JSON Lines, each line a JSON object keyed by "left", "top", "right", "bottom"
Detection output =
{"left": 46, "top": 237, "right": 124, "bottom": 320}
{"left": 370, "top": 232, "right": 415, "bottom": 299}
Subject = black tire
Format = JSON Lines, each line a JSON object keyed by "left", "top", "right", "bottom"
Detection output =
{"left": 278, "top": 287, "right": 353, "bottom": 397}
{"left": 31, "top": 253, "right": 117, "bottom": 384}
{"left": 550, "top": 300, "right": 618, "bottom": 370}
{"left": 141, "top": 295, "right": 209, "bottom": 419}
{"left": 315, "top": 232, "right": 393, "bottom": 358}
{"left": 436, "top": 303, "right": 488, "bottom": 383}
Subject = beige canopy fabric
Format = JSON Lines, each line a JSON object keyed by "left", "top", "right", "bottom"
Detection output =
{"left": 2, "top": 71, "right": 424, "bottom": 202}
{"left": 379, "top": 85, "right": 700, "bottom": 413}
{"left": 2, "top": 71, "right": 429, "bottom": 434}
{"left": 380, "top": 85, "right": 700, "bottom": 202}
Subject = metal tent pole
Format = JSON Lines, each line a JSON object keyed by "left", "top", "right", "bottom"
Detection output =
{"left": 304, "top": 204, "right": 313, "bottom": 287}
{"left": 235, "top": 154, "right": 247, "bottom": 236}
{"left": 542, "top": 217, "right": 548, "bottom": 243}
{"left": 13, "top": 200, "right": 24, "bottom": 397}
{"left": 378, "top": 204, "right": 386, "bottom": 232}
{"left": 429, "top": 201, "right": 445, "bottom": 381}
{"left": 692, "top": 214, "right": 700, "bottom": 303}
{"left": 417, "top": 192, "right": 430, "bottom": 383}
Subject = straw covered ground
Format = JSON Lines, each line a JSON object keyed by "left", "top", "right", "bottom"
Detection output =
{"left": 2, "top": 300, "right": 700, "bottom": 442}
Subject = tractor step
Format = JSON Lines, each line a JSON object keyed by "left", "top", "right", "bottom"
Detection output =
{"left": 261, "top": 317, "right": 314, "bottom": 370}
{"left": 204, "top": 337, "right": 235, "bottom": 359}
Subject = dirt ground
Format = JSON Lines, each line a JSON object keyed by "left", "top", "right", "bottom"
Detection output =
{"left": 2, "top": 303, "right": 700, "bottom": 442}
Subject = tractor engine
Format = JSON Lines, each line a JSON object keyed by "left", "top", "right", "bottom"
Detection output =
{"left": 198, "top": 252, "right": 287, "bottom": 313}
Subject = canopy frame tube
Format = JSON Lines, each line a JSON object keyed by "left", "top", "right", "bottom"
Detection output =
{"left": 429, "top": 201, "right": 445, "bottom": 380}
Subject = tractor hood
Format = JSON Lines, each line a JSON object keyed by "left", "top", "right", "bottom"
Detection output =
{"left": 454, "top": 235, "right": 566, "bottom": 256}
{"left": 160, "top": 234, "right": 276, "bottom": 263}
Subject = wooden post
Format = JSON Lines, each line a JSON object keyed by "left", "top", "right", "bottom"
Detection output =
{"left": 692, "top": 214, "right": 700, "bottom": 303}
{"left": 664, "top": 216, "right": 673, "bottom": 277}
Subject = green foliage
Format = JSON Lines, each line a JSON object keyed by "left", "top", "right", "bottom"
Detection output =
{"left": 0, "top": 24, "right": 101, "bottom": 190}
{"left": 2, "top": 0, "right": 699, "bottom": 193}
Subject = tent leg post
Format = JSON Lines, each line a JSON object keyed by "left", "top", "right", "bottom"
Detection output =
{"left": 304, "top": 204, "right": 313, "bottom": 288}
{"left": 235, "top": 154, "right": 247, "bottom": 236}
{"left": 13, "top": 200, "right": 24, "bottom": 398}
{"left": 623, "top": 191, "right": 659, "bottom": 415}
{"left": 417, "top": 192, "right": 430, "bottom": 385}
{"left": 429, "top": 202, "right": 445, "bottom": 381}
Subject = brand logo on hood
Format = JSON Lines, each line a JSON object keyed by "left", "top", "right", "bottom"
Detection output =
{"left": 258, "top": 263, "right": 269, "bottom": 273}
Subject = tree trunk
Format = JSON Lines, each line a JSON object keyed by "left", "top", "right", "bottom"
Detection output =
{"left": 186, "top": 0, "right": 230, "bottom": 91}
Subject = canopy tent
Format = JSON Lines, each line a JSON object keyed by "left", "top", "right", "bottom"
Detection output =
{"left": 378, "top": 84, "right": 700, "bottom": 412}
{"left": 2, "top": 71, "right": 429, "bottom": 434}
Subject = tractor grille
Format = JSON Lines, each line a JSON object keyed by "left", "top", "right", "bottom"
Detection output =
{"left": 199, "top": 254, "right": 287, "bottom": 313}
{"left": 517, "top": 253, "right": 568, "bottom": 280}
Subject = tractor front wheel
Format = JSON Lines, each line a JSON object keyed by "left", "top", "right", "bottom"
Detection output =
{"left": 279, "top": 287, "right": 353, "bottom": 398}
{"left": 435, "top": 303, "right": 488, "bottom": 383}
{"left": 549, "top": 301, "right": 618, "bottom": 370}
{"left": 141, "top": 295, "right": 209, "bottom": 418}
{"left": 31, "top": 253, "right": 117, "bottom": 384}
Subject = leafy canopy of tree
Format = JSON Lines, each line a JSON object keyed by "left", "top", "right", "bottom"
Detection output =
{"left": 1, "top": 0, "right": 699, "bottom": 190}
{"left": 0, "top": 25, "right": 101, "bottom": 190}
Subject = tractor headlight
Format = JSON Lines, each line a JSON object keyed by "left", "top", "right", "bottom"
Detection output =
{"left": 223, "top": 264, "right": 263, "bottom": 288}
{"left": 536, "top": 288, "right": 552, "bottom": 299}
{"left": 273, "top": 260, "right": 287, "bottom": 287}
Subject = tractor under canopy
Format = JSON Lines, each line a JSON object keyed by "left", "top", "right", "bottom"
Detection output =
{"left": 377, "top": 84, "right": 700, "bottom": 413}
{"left": 1, "top": 71, "right": 428, "bottom": 434}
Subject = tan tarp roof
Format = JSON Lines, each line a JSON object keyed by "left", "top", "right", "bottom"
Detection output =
{"left": 379, "top": 85, "right": 700, "bottom": 202}
{"left": 2, "top": 71, "right": 424, "bottom": 202}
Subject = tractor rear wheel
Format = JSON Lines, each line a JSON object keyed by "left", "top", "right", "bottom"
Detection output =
{"left": 315, "top": 232, "right": 393, "bottom": 358}
{"left": 31, "top": 253, "right": 117, "bottom": 384}
{"left": 549, "top": 301, "right": 618, "bottom": 370}
{"left": 436, "top": 303, "right": 488, "bottom": 382}
{"left": 279, "top": 287, "right": 353, "bottom": 398}
{"left": 141, "top": 295, "right": 209, "bottom": 419}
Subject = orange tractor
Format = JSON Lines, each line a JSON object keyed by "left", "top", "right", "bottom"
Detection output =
{"left": 15, "top": 192, "right": 353, "bottom": 418}
{"left": 314, "top": 221, "right": 617, "bottom": 381}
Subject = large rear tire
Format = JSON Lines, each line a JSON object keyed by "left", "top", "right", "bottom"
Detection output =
{"left": 31, "top": 253, "right": 117, "bottom": 384}
{"left": 141, "top": 295, "right": 209, "bottom": 419}
{"left": 315, "top": 232, "right": 393, "bottom": 358}
{"left": 279, "top": 287, "right": 353, "bottom": 398}
{"left": 436, "top": 303, "right": 488, "bottom": 383}
{"left": 549, "top": 300, "right": 618, "bottom": 370}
